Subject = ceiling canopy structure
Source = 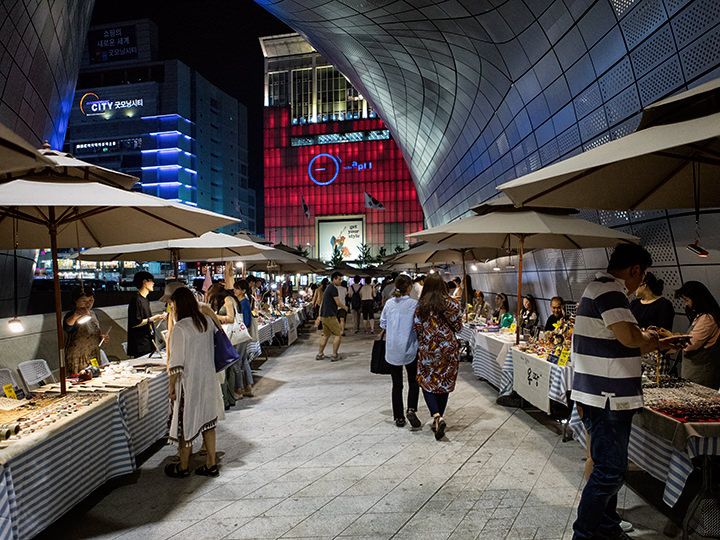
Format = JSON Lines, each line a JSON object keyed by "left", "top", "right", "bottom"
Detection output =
{"left": 256, "top": 0, "right": 720, "bottom": 226}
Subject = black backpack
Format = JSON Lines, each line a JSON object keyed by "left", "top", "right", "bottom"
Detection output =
{"left": 350, "top": 284, "right": 362, "bottom": 310}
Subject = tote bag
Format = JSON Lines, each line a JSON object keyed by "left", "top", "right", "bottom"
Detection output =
{"left": 223, "top": 302, "right": 252, "bottom": 346}
{"left": 370, "top": 330, "right": 392, "bottom": 375}
{"left": 214, "top": 325, "right": 240, "bottom": 372}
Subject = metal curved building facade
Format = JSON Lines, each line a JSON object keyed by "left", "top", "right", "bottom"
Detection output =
{"left": 257, "top": 0, "right": 720, "bottom": 321}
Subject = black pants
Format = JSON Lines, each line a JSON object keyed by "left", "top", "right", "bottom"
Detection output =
{"left": 422, "top": 389, "right": 449, "bottom": 416}
{"left": 389, "top": 361, "right": 419, "bottom": 420}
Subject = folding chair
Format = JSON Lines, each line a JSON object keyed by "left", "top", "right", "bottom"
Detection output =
{"left": 17, "top": 359, "right": 55, "bottom": 391}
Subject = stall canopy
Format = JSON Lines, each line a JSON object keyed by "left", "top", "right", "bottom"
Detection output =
{"left": 386, "top": 241, "right": 512, "bottom": 266}
{"left": 0, "top": 178, "right": 239, "bottom": 393}
{"left": 2, "top": 145, "right": 138, "bottom": 189}
{"left": 498, "top": 110, "right": 720, "bottom": 211}
{"left": 208, "top": 246, "right": 328, "bottom": 274}
{"left": 409, "top": 209, "right": 638, "bottom": 343}
{"left": 80, "top": 232, "right": 273, "bottom": 272}
{"left": 0, "top": 124, "right": 54, "bottom": 175}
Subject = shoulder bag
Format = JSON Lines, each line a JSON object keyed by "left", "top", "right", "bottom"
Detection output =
{"left": 223, "top": 299, "right": 252, "bottom": 346}
{"left": 214, "top": 321, "right": 240, "bottom": 372}
{"left": 370, "top": 329, "right": 392, "bottom": 375}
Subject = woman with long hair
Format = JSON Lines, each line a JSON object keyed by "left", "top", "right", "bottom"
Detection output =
{"left": 380, "top": 275, "right": 420, "bottom": 428}
{"left": 413, "top": 273, "right": 463, "bottom": 440}
{"left": 312, "top": 278, "right": 328, "bottom": 327}
{"left": 231, "top": 279, "right": 255, "bottom": 398}
{"left": 674, "top": 281, "right": 720, "bottom": 388}
{"left": 520, "top": 294, "right": 539, "bottom": 332}
{"left": 165, "top": 287, "right": 219, "bottom": 478}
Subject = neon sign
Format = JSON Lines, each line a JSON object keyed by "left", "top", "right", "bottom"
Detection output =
{"left": 80, "top": 92, "right": 144, "bottom": 116}
{"left": 307, "top": 152, "right": 373, "bottom": 186}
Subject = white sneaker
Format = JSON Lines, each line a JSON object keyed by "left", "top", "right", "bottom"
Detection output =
{"left": 620, "top": 520, "right": 633, "bottom": 533}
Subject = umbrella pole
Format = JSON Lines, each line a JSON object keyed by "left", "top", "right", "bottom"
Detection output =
{"left": 171, "top": 248, "right": 179, "bottom": 278}
{"left": 461, "top": 250, "right": 467, "bottom": 315}
{"left": 48, "top": 209, "right": 66, "bottom": 395}
{"left": 516, "top": 236, "right": 525, "bottom": 346}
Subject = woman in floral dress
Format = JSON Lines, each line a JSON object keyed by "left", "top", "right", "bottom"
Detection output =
{"left": 413, "top": 274, "right": 463, "bottom": 440}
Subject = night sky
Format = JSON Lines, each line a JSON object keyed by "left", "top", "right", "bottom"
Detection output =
{"left": 91, "top": 1, "right": 291, "bottom": 233}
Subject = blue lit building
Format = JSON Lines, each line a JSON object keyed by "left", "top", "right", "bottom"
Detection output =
{"left": 64, "top": 19, "right": 256, "bottom": 233}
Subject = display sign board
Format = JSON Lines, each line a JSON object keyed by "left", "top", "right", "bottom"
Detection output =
{"left": 317, "top": 217, "right": 364, "bottom": 262}
{"left": 88, "top": 25, "right": 138, "bottom": 64}
{"left": 512, "top": 349, "right": 552, "bottom": 414}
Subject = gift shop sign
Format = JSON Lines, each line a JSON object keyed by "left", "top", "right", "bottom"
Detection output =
{"left": 511, "top": 349, "right": 552, "bottom": 414}
{"left": 80, "top": 92, "right": 144, "bottom": 116}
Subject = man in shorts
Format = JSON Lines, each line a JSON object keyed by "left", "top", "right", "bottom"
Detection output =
{"left": 317, "top": 271, "right": 346, "bottom": 361}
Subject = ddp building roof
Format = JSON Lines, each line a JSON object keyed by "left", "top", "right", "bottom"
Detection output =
{"left": 256, "top": 0, "right": 720, "bottom": 227}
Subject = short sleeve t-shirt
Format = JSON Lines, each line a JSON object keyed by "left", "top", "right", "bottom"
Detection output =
{"left": 321, "top": 283, "right": 339, "bottom": 317}
{"left": 127, "top": 293, "right": 154, "bottom": 357}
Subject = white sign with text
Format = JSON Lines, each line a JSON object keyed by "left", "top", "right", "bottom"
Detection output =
{"left": 512, "top": 349, "right": 552, "bottom": 414}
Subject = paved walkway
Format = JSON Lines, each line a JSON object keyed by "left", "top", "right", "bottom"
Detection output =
{"left": 51, "top": 330, "right": 678, "bottom": 540}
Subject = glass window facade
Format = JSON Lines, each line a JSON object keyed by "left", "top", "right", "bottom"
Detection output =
{"left": 268, "top": 71, "right": 288, "bottom": 106}
{"left": 291, "top": 68, "right": 312, "bottom": 120}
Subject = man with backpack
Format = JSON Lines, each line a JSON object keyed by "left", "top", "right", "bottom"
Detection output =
{"left": 349, "top": 275, "right": 363, "bottom": 334}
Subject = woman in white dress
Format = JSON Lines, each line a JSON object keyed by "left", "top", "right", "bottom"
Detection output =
{"left": 165, "top": 287, "right": 220, "bottom": 478}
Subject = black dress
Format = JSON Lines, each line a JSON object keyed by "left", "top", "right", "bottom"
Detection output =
{"left": 127, "top": 293, "right": 155, "bottom": 357}
{"left": 629, "top": 297, "right": 675, "bottom": 330}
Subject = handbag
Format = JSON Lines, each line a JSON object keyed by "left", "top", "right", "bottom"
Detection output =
{"left": 370, "top": 330, "right": 392, "bottom": 375}
{"left": 214, "top": 323, "right": 240, "bottom": 372}
{"left": 223, "top": 301, "right": 252, "bottom": 346}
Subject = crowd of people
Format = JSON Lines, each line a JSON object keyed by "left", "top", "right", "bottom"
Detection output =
{"left": 61, "top": 257, "right": 720, "bottom": 489}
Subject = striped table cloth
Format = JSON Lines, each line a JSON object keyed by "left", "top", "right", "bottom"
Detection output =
{"left": 0, "top": 395, "right": 135, "bottom": 540}
{"left": 569, "top": 405, "right": 720, "bottom": 507}
{"left": 118, "top": 372, "right": 170, "bottom": 457}
{"left": 257, "top": 323, "right": 273, "bottom": 344}
{"left": 471, "top": 332, "right": 515, "bottom": 396}
{"left": 548, "top": 361, "right": 574, "bottom": 406}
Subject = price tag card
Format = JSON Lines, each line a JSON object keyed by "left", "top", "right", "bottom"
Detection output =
{"left": 3, "top": 384, "right": 17, "bottom": 399}
{"left": 89, "top": 358, "right": 99, "bottom": 368}
{"left": 558, "top": 349, "right": 571, "bottom": 367}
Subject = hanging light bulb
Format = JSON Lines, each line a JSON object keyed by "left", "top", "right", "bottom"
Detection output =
{"left": 8, "top": 318, "right": 24, "bottom": 333}
{"left": 235, "top": 261, "right": 243, "bottom": 268}
{"left": 77, "top": 314, "right": 92, "bottom": 325}
{"left": 470, "top": 264, "right": 478, "bottom": 272}
{"left": 8, "top": 215, "right": 24, "bottom": 333}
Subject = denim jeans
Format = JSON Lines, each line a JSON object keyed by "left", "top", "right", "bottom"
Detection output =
{"left": 389, "top": 361, "right": 419, "bottom": 419}
{"left": 572, "top": 404, "right": 636, "bottom": 539}
{"left": 422, "top": 390, "right": 449, "bottom": 417}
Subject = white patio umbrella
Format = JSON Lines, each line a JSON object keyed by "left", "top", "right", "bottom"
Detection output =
{"left": 0, "top": 179, "right": 239, "bottom": 393}
{"left": 0, "top": 123, "right": 54, "bottom": 175}
{"left": 3, "top": 145, "right": 138, "bottom": 189}
{"left": 409, "top": 210, "right": 639, "bottom": 343}
{"left": 80, "top": 232, "right": 274, "bottom": 275}
{"left": 210, "top": 247, "right": 328, "bottom": 274}
{"left": 498, "top": 111, "right": 720, "bottom": 211}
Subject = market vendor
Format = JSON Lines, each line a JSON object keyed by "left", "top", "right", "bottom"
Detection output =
{"left": 544, "top": 296, "right": 565, "bottom": 331}
{"left": 63, "top": 286, "right": 108, "bottom": 374}
{"left": 674, "top": 281, "right": 720, "bottom": 389}
{"left": 520, "top": 294, "right": 539, "bottom": 332}
{"left": 492, "top": 292, "right": 509, "bottom": 322}
{"left": 127, "top": 271, "right": 166, "bottom": 358}
{"left": 630, "top": 272, "right": 674, "bottom": 331}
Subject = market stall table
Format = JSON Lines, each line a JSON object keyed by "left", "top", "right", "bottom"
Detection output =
{"left": 511, "top": 349, "right": 574, "bottom": 413}
{"left": 469, "top": 329, "right": 515, "bottom": 396}
{"left": 570, "top": 382, "right": 720, "bottom": 537}
{"left": 0, "top": 394, "right": 135, "bottom": 540}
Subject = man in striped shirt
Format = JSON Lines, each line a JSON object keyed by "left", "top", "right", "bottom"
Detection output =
{"left": 571, "top": 244, "right": 675, "bottom": 540}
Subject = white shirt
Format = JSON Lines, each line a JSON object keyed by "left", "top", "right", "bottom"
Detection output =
{"left": 336, "top": 286, "right": 348, "bottom": 309}
{"left": 380, "top": 296, "right": 419, "bottom": 365}
{"left": 410, "top": 282, "right": 423, "bottom": 300}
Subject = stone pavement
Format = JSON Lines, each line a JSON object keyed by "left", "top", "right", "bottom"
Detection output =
{"left": 49, "top": 330, "right": 680, "bottom": 540}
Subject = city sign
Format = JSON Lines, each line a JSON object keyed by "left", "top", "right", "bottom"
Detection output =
{"left": 79, "top": 92, "right": 144, "bottom": 116}
{"left": 307, "top": 152, "right": 373, "bottom": 186}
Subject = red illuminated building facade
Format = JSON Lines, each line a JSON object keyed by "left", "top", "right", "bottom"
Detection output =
{"left": 261, "top": 34, "right": 424, "bottom": 262}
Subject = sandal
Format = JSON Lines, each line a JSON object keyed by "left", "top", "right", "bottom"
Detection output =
{"left": 435, "top": 418, "right": 447, "bottom": 441}
{"left": 164, "top": 463, "right": 190, "bottom": 478}
{"left": 195, "top": 464, "right": 220, "bottom": 477}
{"left": 330, "top": 354, "right": 341, "bottom": 362}
{"left": 315, "top": 353, "right": 325, "bottom": 360}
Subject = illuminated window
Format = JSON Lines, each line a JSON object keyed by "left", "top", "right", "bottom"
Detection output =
{"left": 268, "top": 71, "right": 288, "bottom": 106}
{"left": 291, "top": 68, "right": 312, "bottom": 120}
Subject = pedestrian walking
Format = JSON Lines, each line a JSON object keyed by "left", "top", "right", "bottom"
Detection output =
{"left": 317, "top": 272, "right": 345, "bottom": 361}
{"left": 379, "top": 275, "right": 421, "bottom": 428}
{"left": 413, "top": 273, "right": 463, "bottom": 440}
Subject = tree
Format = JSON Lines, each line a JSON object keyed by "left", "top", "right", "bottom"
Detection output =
{"left": 394, "top": 245, "right": 405, "bottom": 254}
{"left": 356, "top": 243, "right": 373, "bottom": 268}
{"left": 295, "top": 244, "right": 310, "bottom": 257}
{"left": 376, "top": 246, "right": 387, "bottom": 263}
{"left": 329, "top": 247, "right": 344, "bottom": 268}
